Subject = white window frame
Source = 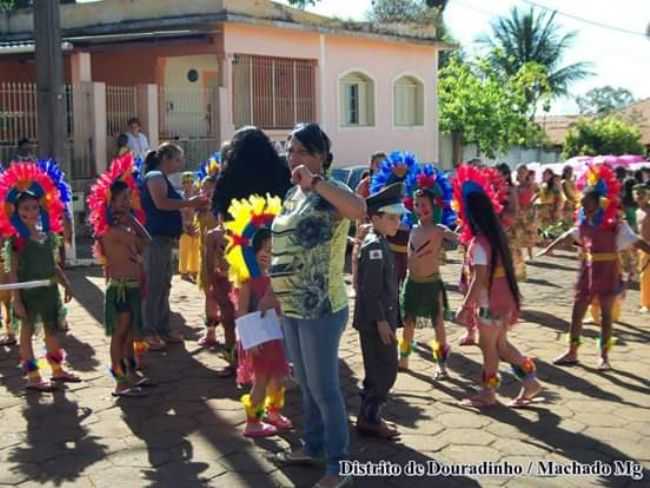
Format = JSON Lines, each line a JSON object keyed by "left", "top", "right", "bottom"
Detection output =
{"left": 392, "top": 73, "right": 425, "bottom": 128}
{"left": 338, "top": 70, "right": 375, "bottom": 128}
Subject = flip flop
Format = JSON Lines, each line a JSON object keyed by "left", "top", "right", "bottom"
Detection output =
{"left": 459, "top": 336, "right": 477, "bottom": 346}
{"left": 51, "top": 372, "right": 82, "bottom": 383}
{"left": 460, "top": 396, "right": 498, "bottom": 408}
{"left": 112, "top": 387, "right": 146, "bottom": 398}
{"left": 132, "top": 376, "right": 156, "bottom": 388}
{"left": 509, "top": 394, "right": 541, "bottom": 408}
{"left": 26, "top": 380, "right": 59, "bottom": 392}
{"left": 0, "top": 335, "right": 17, "bottom": 346}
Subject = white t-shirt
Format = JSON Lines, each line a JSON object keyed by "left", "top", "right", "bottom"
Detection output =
{"left": 567, "top": 222, "right": 639, "bottom": 252}
{"left": 127, "top": 132, "right": 151, "bottom": 161}
{"left": 469, "top": 240, "right": 490, "bottom": 307}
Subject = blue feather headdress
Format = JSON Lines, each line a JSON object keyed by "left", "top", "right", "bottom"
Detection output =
{"left": 370, "top": 151, "right": 420, "bottom": 227}
{"left": 195, "top": 152, "right": 221, "bottom": 184}
{"left": 36, "top": 159, "right": 72, "bottom": 220}
{"left": 414, "top": 163, "right": 456, "bottom": 228}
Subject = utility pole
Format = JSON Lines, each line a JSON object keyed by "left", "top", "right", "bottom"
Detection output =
{"left": 34, "top": 0, "right": 65, "bottom": 164}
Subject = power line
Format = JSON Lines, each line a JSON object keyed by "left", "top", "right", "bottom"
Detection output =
{"left": 520, "top": 0, "right": 648, "bottom": 38}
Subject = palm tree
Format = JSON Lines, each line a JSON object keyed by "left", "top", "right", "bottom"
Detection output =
{"left": 479, "top": 6, "right": 592, "bottom": 99}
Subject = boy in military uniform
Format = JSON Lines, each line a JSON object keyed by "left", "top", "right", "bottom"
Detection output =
{"left": 353, "top": 183, "right": 407, "bottom": 440}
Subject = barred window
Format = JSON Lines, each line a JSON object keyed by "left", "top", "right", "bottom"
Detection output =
{"left": 232, "top": 54, "right": 317, "bottom": 129}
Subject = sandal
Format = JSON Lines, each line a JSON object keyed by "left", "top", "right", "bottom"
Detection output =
{"left": 112, "top": 387, "right": 146, "bottom": 398}
{"left": 459, "top": 335, "right": 477, "bottom": 347}
{"left": 26, "top": 379, "right": 59, "bottom": 392}
{"left": 51, "top": 372, "right": 82, "bottom": 383}
{"left": 0, "top": 335, "right": 16, "bottom": 346}
{"left": 552, "top": 355, "right": 579, "bottom": 366}
{"left": 274, "top": 449, "right": 324, "bottom": 466}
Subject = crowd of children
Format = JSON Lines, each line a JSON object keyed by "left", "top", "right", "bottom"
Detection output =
{"left": 0, "top": 148, "right": 649, "bottom": 456}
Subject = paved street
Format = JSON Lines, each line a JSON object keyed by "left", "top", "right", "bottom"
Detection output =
{"left": 0, "top": 250, "right": 649, "bottom": 488}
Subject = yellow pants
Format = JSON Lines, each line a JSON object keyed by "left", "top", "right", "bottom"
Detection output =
{"left": 641, "top": 251, "right": 650, "bottom": 309}
{"left": 178, "top": 233, "right": 200, "bottom": 275}
{"left": 590, "top": 296, "right": 622, "bottom": 324}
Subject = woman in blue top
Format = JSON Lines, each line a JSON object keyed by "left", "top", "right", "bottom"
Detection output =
{"left": 141, "top": 143, "right": 206, "bottom": 349}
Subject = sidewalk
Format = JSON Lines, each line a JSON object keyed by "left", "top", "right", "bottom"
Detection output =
{"left": 0, "top": 250, "right": 648, "bottom": 487}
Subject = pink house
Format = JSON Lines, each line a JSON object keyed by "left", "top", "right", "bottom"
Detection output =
{"left": 0, "top": 0, "right": 447, "bottom": 180}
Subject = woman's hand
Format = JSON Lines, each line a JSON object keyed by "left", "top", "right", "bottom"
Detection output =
{"left": 63, "top": 283, "right": 73, "bottom": 303}
{"left": 377, "top": 321, "right": 396, "bottom": 345}
{"left": 291, "top": 165, "right": 316, "bottom": 191}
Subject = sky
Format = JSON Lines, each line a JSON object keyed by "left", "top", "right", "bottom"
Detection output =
{"left": 273, "top": 0, "right": 650, "bottom": 115}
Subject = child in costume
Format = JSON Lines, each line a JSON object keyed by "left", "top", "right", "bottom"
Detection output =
{"left": 454, "top": 165, "right": 542, "bottom": 408}
{"left": 534, "top": 169, "right": 565, "bottom": 247}
{"left": 541, "top": 164, "right": 650, "bottom": 370}
{"left": 514, "top": 165, "right": 539, "bottom": 263}
{"left": 561, "top": 165, "right": 579, "bottom": 228}
{"left": 88, "top": 154, "right": 153, "bottom": 397}
{"left": 399, "top": 164, "right": 457, "bottom": 379}
{"left": 0, "top": 163, "right": 78, "bottom": 391}
{"left": 178, "top": 171, "right": 199, "bottom": 282}
{"left": 194, "top": 156, "right": 226, "bottom": 348}
{"left": 636, "top": 183, "right": 650, "bottom": 312}
{"left": 367, "top": 152, "right": 419, "bottom": 364}
{"left": 353, "top": 183, "right": 406, "bottom": 440}
{"left": 225, "top": 194, "right": 291, "bottom": 438}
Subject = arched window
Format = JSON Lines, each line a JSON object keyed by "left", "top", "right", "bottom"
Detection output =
{"left": 339, "top": 72, "right": 375, "bottom": 127}
{"left": 394, "top": 75, "right": 424, "bottom": 127}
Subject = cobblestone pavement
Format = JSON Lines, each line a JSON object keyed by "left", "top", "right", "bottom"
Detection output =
{"left": 0, "top": 250, "right": 649, "bottom": 488}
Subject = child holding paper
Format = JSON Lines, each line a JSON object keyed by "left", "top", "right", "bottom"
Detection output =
{"left": 0, "top": 162, "right": 77, "bottom": 392}
{"left": 225, "top": 194, "right": 291, "bottom": 438}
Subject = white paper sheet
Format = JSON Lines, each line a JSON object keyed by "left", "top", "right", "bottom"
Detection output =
{"left": 235, "top": 309, "right": 284, "bottom": 350}
{"left": 0, "top": 279, "right": 52, "bottom": 291}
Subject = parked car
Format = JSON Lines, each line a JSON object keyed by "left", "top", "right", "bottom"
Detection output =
{"left": 330, "top": 165, "right": 368, "bottom": 192}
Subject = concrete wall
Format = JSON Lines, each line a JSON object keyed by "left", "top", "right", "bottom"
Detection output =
{"left": 223, "top": 22, "right": 439, "bottom": 167}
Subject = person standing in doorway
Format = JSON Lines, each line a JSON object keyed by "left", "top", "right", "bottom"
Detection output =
{"left": 126, "top": 118, "right": 151, "bottom": 162}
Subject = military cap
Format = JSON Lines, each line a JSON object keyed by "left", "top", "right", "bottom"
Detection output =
{"left": 366, "top": 182, "right": 407, "bottom": 215}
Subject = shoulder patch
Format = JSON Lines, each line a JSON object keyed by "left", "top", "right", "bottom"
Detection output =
{"left": 369, "top": 249, "right": 383, "bottom": 260}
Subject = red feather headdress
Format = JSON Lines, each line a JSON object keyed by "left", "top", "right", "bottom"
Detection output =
{"left": 452, "top": 164, "right": 502, "bottom": 244}
{"left": 87, "top": 153, "right": 145, "bottom": 238}
{"left": 0, "top": 163, "right": 65, "bottom": 239}
{"left": 575, "top": 161, "right": 620, "bottom": 230}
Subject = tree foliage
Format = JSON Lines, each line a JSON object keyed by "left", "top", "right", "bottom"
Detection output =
{"left": 0, "top": 0, "right": 14, "bottom": 12}
{"left": 286, "top": 0, "right": 319, "bottom": 8}
{"left": 563, "top": 116, "right": 645, "bottom": 158}
{"left": 368, "top": 0, "right": 443, "bottom": 24}
{"left": 576, "top": 86, "right": 635, "bottom": 115}
{"left": 438, "top": 57, "right": 550, "bottom": 159}
{"left": 479, "top": 7, "right": 591, "bottom": 101}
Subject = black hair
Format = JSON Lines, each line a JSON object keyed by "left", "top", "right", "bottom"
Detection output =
{"left": 634, "top": 169, "right": 645, "bottom": 184}
{"left": 465, "top": 191, "right": 520, "bottom": 309}
{"left": 543, "top": 169, "right": 559, "bottom": 192}
{"left": 144, "top": 142, "right": 183, "bottom": 174}
{"left": 16, "top": 191, "right": 39, "bottom": 207}
{"left": 615, "top": 166, "right": 628, "bottom": 182}
{"left": 252, "top": 228, "right": 271, "bottom": 254}
{"left": 561, "top": 165, "right": 573, "bottom": 180}
{"left": 17, "top": 137, "right": 30, "bottom": 147}
{"left": 127, "top": 117, "right": 141, "bottom": 127}
{"left": 621, "top": 177, "right": 638, "bottom": 209}
{"left": 496, "top": 163, "right": 514, "bottom": 187}
{"left": 117, "top": 133, "right": 129, "bottom": 148}
{"left": 110, "top": 180, "right": 129, "bottom": 201}
{"left": 202, "top": 175, "right": 217, "bottom": 186}
{"left": 289, "top": 123, "right": 334, "bottom": 172}
{"left": 212, "top": 126, "right": 291, "bottom": 221}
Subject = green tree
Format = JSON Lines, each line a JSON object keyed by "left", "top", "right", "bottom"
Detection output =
{"left": 438, "top": 57, "right": 550, "bottom": 159}
{"left": 0, "top": 0, "right": 14, "bottom": 11}
{"left": 562, "top": 116, "right": 645, "bottom": 158}
{"left": 368, "top": 0, "right": 444, "bottom": 24}
{"left": 576, "top": 86, "right": 635, "bottom": 115}
{"left": 479, "top": 7, "right": 592, "bottom": 102}
{"left": 286, "top": 0, "right": 319, "bottom": 8}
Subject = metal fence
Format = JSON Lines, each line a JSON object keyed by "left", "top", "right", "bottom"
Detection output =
{"left": 159, "top": 86, "right": 218, "bottom": 139}
{"left": 232, "top": 54, "right": 317, "bottom": 130}
{"left": 106, "top": 85, "right": 138, "bottom": 137}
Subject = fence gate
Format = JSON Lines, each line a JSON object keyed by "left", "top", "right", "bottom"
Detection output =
{"left": 159, "top": 86, "right": 220, "bottom": 170}
{"left": 106, "top": 85, "right": 139, "bottom": 160}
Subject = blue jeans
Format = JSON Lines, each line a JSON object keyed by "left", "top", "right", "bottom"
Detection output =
{"left": 282, "top": 308, "right": 349, "bottom": 476}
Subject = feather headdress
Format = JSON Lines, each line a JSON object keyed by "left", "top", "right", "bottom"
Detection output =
{"left": 0, "top": 162, "right": 66, "bottom": 239}
{"left": 224, "top": 194, "right": 282, "bottom": 285}
{"left": 86, "top": 153, "right": 145, "bottom": 238}
{"left": 413, "top": 163, "right": 456, "bottom": 228}
{"left": 370, "top": 151, "right": 419, "bottom": 226}
{"left": 452, "top": 164, "right": 503, "bottom": 244}
{"left": 196, "top": 152, "right": 221, "bottom": 185}
{"left": 576, "top": 162, "right": 620, "bottom": 230}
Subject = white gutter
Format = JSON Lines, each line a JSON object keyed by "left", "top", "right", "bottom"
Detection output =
{"left": 0, "top": 41, "right": 74, "bottom": 54}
